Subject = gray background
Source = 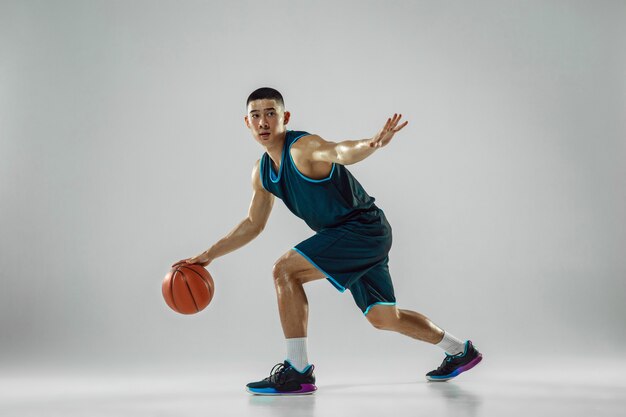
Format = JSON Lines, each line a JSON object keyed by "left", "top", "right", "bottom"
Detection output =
{"left": 1, "top": 0, "right": 625, "bottom": 373}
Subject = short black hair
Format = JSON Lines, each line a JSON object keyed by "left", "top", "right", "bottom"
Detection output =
{"left": 246, "top": 87, "right": 284, "bottom": 108}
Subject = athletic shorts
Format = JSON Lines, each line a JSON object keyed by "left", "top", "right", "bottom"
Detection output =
{"left": 292, "top": 208, "right": 396, "bottom": 315}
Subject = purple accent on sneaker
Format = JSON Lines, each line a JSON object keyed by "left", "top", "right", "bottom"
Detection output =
{"left": 427, "top": 352, "right": 483, "bottom": 381}
{"left": 457, "top": 353, "right": 483, "bottom": 375}
{"left": 295, "top": 384, "right": 317, "bottom": 393}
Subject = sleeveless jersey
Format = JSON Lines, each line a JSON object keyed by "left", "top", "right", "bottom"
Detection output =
{"left": 259, "top": 130, "right": 378, "bottom": 232}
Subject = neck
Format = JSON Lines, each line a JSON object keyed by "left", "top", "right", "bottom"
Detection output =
{"left": 266, "top": 131, "right": 287, "bottom": 167}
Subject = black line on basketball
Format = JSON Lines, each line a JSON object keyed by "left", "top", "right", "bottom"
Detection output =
{"left": 181, "top": 265, "right": 211, "bottom": 292}
{"left": 181, "top": 271, "right": 200, "bottom": 312}
{"left": 170, "top": 269, "right": 180, "bottom": 313}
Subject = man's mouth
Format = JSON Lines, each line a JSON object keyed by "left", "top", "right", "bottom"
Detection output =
{"left": 260, "top": 132, "right": 270, "bottom": 138}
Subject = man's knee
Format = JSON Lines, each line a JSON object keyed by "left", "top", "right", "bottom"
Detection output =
{"left": 365, "top": 305, "right": 399, "bottom": 330}
{"left": 272, "top": 252, "right": 299, "bottom": 286}
{"left": 272, "top": 249, "right": 326, "bottom": 287}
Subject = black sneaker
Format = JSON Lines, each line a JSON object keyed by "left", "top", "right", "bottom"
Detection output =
{"left": 426, "top": 340, "right": 483, "bottom": 381}
{"left": 246, "top": 361, "right": 317, "bottom": 395}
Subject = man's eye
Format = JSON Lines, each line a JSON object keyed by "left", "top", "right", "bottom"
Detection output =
{"left": 252, "top": 114, "right": 259, "bottom": 118}
{"left": 268, "top": 112, "right": 275, "bottom": 116}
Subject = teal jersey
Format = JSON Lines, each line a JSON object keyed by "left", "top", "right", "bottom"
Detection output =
{"left": 259, "top": 130, "right": 378, "bottom": 232}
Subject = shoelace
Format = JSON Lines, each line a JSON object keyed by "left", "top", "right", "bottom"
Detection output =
{"left": 264, "top": 362, "right": 289, "bottom": 385}
{"left": 436, "top": 344, "right": 476, "bottom": 371}
{"left": 436, "top": 353, "right": 461, "bottom": 371}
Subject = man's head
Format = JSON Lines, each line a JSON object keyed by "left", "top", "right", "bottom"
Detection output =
{"left": 244, "top": 87, "right": 290, "bottom": 145}
{"left": 246, "top": 87, "right": 284, "bottom": 109}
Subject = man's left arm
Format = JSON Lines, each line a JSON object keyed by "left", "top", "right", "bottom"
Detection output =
{"left": 308, "top": 114, "right": 408, "bottom": 165}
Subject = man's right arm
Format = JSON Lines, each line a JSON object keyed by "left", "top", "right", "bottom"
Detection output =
{"left": 199, "top": 159, "right": 274, "bottom": 263}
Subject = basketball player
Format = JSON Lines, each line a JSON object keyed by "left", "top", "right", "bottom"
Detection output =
{"left": 172, "top": 87, "right": 482, "bottom": 395}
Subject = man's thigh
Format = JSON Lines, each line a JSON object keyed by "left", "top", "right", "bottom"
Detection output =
{"left": 274, "top": 249, "right": 327, "bottom": 284}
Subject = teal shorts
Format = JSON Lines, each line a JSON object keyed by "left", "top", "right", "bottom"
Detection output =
{"left": 292, "top": 208, "right": 396, "bottom": 315}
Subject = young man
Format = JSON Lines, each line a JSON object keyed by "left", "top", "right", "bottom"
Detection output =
{"left": 172, "top": 87, "right": 482, "bottom": 395}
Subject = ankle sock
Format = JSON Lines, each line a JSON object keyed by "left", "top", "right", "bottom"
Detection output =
{"left": 286, "top": 337, "right": 309, "bottom": 372}
{"left": 436, "top": 331, "right": 465, "bottom": 355}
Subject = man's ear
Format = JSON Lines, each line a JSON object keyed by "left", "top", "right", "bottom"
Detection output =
{"left": 244, "top": 115, "right": 250, "bottom": 129}
{"left": 283, "top": 111, "right": 291, "bottom": 125}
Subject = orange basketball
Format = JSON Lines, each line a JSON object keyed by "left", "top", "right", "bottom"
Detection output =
{"left": 162, "top": 264, "right": 214, "bottom": 314}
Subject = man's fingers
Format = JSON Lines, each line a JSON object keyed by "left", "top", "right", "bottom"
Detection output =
{"left": 390, "top": 113, "right": 398, "bottom": 128}
{"left": 389, "top": 115, "right": 407, "bottom": 132}
{"left": 394, "top": 120, "right": 409, "bottom": 132}
{"left": 171, "top": 258, "right": 193, "bottom": 268}
{"left": 373, "top": 113, "right": 408, "bottom": 148}
{"left": 388, "top": 113, "right": 402, "bottom": 130}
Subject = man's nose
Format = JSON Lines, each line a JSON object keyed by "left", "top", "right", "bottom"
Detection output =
{"left": 259, "top": 117, "right": 269, "bottom": 128}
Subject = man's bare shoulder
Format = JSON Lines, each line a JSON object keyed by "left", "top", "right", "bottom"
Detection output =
{"left": 290, "top": 134, "right": 327, "bottom": 158}
{"left": 251, "top": 158, "right": 264, "bottom": 191}
{"left": 290, "top": 134, "right": 340, "bottom": 166}
{"left": 251, "top": 158, "right": 261, "bottom": 174}
{"left": 291, "top": 134, "right": 323, "bottom": 149}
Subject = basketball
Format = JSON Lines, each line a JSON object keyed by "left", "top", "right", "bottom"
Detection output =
{"left": 162, "top": 264, "right": 214, "bottom": 314}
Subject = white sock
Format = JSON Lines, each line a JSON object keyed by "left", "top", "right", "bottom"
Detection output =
{"left": 286, "top": 337, "right": 309, "bottom": 372}
{"left": 436, "top": 331, "right": 466, "bottom": 355}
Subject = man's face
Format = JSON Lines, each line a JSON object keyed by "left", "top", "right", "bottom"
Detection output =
{"left": 244, "top": 99, "right": 290, "bottom": 145}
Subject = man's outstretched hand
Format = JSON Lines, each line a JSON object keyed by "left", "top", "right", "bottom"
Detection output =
{"left": 171, "top": 251, "right": 212, "bottom": 268}
{"left": 368, "top": 113, "right": 409, "bottom": 148}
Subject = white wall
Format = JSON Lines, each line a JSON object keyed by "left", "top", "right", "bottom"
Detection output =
{"left": 1, "top": 0, "right": 625, "bottom": 371}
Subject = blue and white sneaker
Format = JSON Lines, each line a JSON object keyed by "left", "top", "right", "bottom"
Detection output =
{"left": 426, "top": 340, "right": 483, "bottom": 381}
{"left": 246, "top": 361, "right": 317, "bottom": 395}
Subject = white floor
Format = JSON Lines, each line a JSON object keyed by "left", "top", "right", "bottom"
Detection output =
{"left": 2, "top": 357, "right": 625, "bottom": 417}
